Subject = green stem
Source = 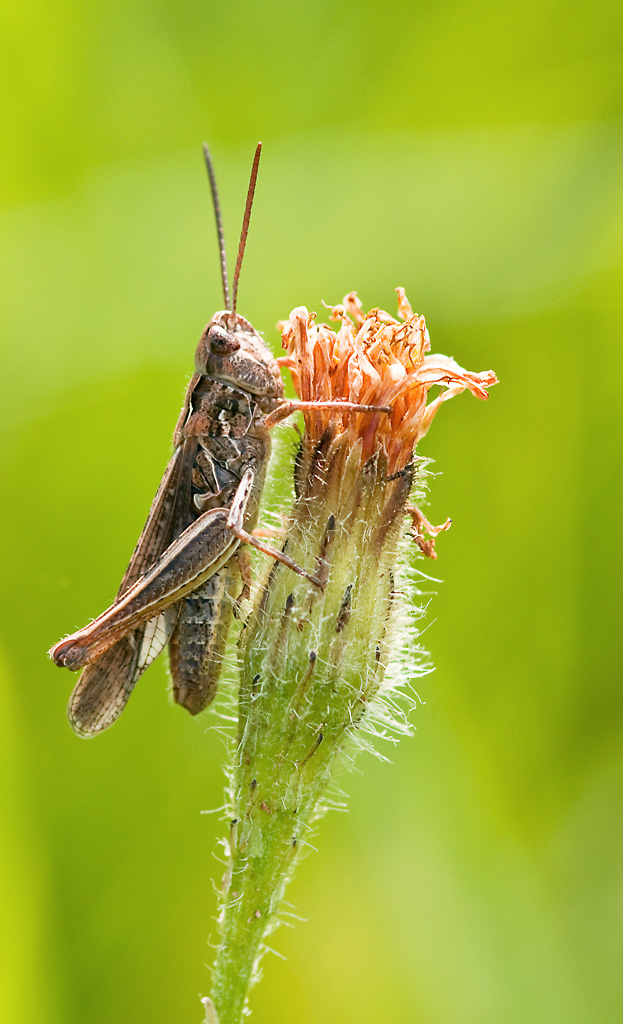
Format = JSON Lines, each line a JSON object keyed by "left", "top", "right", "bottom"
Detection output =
{"left": 210, "top": 805, "right": 300, "bottom": 1022}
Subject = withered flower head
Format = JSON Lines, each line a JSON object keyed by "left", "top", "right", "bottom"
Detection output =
{"left": 281, "top": 288, "right": 498, "bottom": 474}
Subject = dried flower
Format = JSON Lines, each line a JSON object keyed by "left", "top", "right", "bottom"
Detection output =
{"left": 284, "top": 288, "right": 494, "bottom": 456}
{"left": 207, "top": 290, "right": 497, "bottom": 1024}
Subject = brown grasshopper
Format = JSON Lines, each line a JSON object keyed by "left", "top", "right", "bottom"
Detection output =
{"left": 50, "top": 143, "right": 385, "bottom": 737}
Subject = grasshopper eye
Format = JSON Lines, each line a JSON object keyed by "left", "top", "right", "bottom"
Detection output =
{"left": 208, "top": 325, "right": 240, "bottom": 354}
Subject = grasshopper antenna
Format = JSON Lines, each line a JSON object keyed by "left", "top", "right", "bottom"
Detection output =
{"left": 202, "top": 142, "right": 231, "bottom": 312}
{"left": 231, "top": 142, "right": 262, "bottom": 316}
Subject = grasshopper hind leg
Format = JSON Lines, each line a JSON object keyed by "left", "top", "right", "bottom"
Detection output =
{"left": 169, "top": 558, "right": 243, "bottom": 716}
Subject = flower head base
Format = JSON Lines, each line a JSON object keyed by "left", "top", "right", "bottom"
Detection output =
{"left": 281, "top": 288, "right": 498, "bottom": 475}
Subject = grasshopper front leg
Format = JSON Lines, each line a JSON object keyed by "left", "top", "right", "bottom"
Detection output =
{"left": 264, "top": 398, "right": 391, "bottom": 430}
{"left": 226, "top": 470, "right": 322, "bottom": 587}
{"left": 50, "top": 471, "right": 258, "bottom": 671}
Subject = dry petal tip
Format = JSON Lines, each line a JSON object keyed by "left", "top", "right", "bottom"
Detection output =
{"left": 343, "top": 291, "right": 365, "bottom": 325}
{"left": 395, "top": 286, "right": 414, "bottom": 321}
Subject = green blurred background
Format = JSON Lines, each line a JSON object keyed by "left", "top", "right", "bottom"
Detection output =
{"left": 1, "top": 1, "right": 622, "bottom": 1021}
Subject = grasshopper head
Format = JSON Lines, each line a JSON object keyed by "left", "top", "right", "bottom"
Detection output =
{"left": 195, "top": 311, "right": 284, "bottom": 404}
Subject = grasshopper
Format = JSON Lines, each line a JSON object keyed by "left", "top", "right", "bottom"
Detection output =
{"left": 50, "top": 143, "right": 385, "bottom": 737}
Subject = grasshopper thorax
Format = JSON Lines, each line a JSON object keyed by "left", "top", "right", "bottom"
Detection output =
{"left": 195, "top": 310, "right": 284, "bottom": 406}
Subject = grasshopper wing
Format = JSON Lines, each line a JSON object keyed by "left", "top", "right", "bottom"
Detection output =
{"left": 117, "top": 439, "right": 197, "bottom": 596}
{"left": 66, "top": 440, "right": 197, "bottom": 736}
{"left": 67, "top": 608, "right": 180, "bottom": 736}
